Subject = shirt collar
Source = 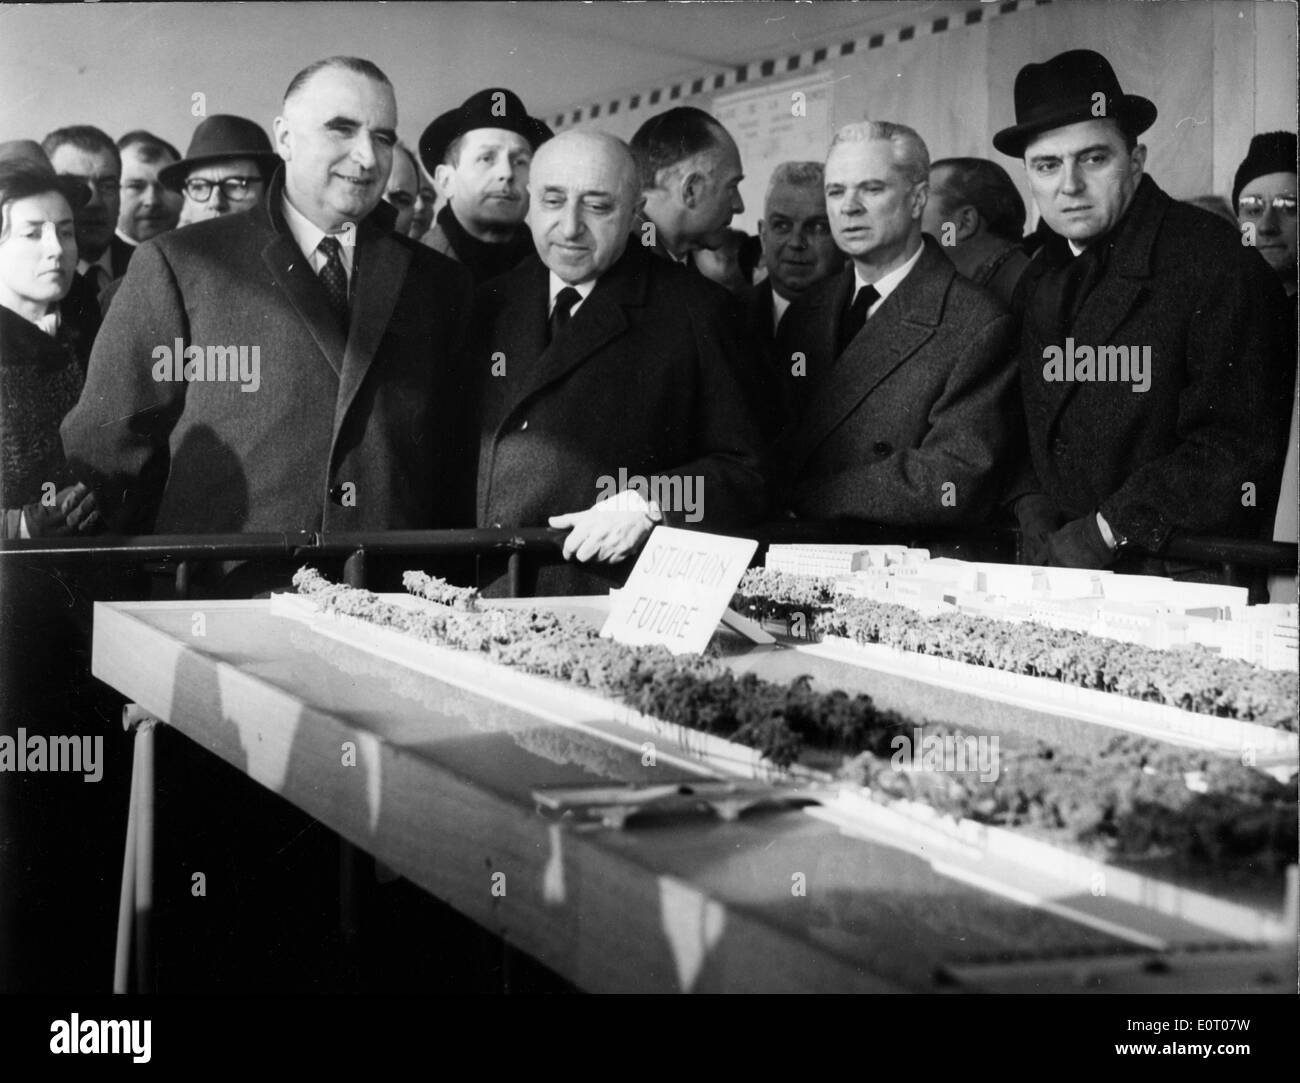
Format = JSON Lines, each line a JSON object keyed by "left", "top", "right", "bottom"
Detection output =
{"left": 114, "top": 227, "right": 139, "bottom": 249}
{"left": 771, "top": 289, "right": 792, "bottom": 331}
{"left": 548, "top": 270, "right": 597, "bottom": 313}
{"left": 853, "top": 237, "right": 924, "bottom": 306}
{"left": 76, "top": 246, "right": 113, "bottom": 280}
{"left": 281, "top": 192, "right": 354, "bottom": 271}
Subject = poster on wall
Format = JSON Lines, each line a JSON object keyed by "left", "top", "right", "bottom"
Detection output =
{"left": 712, "top": 73, "right": 836, "bottom": 236}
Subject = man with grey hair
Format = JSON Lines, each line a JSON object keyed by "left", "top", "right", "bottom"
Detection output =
{"left": 470, "top": 129, "right": 765, "bottom": 596}
{"left": 770, "top": 120, "right": 1017, "bottom": 530}
{"left": 64, "top": 55, "right": 472, "bottom": 559}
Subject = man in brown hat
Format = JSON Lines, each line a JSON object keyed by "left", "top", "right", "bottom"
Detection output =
{"left": 161, "top": 114, "right": 281, "bottom": 227}
{"left": 997, "top": 49, "right": 1293, "bottom": 583}
{"left": 418, "top": 87, "right": 552, "bottom": 285}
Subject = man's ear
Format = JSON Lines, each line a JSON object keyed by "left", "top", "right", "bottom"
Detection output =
{"left": 272, "top": 115, "right": 292, "bottom": 161}
{"left": 433, "top": 163, "right": 454, "bottom": 200}
{"left": 955, "top": 204, "right": 980, "bottom": 242}
{"left": 910, "top": 179, "right": 929, "bottom": 220}
{"left": 1129, "top": 142, "right": 1148, "bottom": 180}
{"left": 679, "top": 168, "right": 706, "bottom": 211}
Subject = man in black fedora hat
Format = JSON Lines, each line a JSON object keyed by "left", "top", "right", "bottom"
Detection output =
{"left": 418, "top": 87, "right": 552, "bottom": 285}
{"left": 997, "top": 48, "right": 1293, "bottom": 585}
{"left": 161, "top": 114, "right": 282, "bottom": 227}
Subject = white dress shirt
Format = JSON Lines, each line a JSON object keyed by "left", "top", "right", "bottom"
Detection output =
{"left": 281, "top": 194, "right": 355, "bottom": 289}
{"left": 851, "top": 238, "right": 925, "bottom": 318}
{"left": 114, "top": 227, "right": 139, "bottom": 250}
{"left": 548, "top": 272, "right": 596, "bottom": 319}
{"left": 771, "top": 289, "right": 792, "bottom": 333}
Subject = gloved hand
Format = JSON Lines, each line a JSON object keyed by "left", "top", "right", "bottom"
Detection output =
{"left": 1013, "top": 492, "right": 1063, "bottom": 565}
{"left": 1044, "top": 511, "right": 1115, "bottom": 569}
{"left": 548, "top": 488, "right": 658, "bottom": 564}
{"left": 22, "top": 482, "right": 101, "bottom": 537}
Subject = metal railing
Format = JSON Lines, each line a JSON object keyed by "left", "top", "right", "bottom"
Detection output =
{"left": 2, "top": 523, "right": 1294, "bottom": 599}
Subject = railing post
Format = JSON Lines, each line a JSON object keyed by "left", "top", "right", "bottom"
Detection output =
{"left": 344, "top": 548, "right": 367, "bottom": 589}
{"left": 507, "top": 552, "right": 524, "bottom": 599}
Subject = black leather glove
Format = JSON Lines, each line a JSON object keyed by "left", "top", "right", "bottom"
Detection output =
{"left": 1045, "top": 512, "right": 1115, "bottom": 569}
{"left": 1014, "top": 493, "right": 1063, "bottom": 565}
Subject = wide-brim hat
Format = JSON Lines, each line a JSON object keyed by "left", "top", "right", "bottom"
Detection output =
{"left": 993, "top": 49, "right": 1157, "bottom": 158}
{"left": 0, "top": 140, "right": 91, "bottom": 211}
{"left": 418, "top": 88, "right": 553, "bottom": 175}
{"left": 159, "top": 114, "right": 281, "bottom": 192}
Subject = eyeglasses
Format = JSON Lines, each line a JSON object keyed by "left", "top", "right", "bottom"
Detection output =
{"left": 182, "top": 176, "right": 263, "bottom": 203}
{"left": 1238, "top": 194, "right": 1297, "bottom": 219}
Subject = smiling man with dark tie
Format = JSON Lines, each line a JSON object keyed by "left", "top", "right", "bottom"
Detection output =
{"left": 62, "top": 55, "right": 472, "bottom": 593}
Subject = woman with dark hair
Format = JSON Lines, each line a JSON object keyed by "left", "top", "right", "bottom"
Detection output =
{"left": 0, "top": 158, "right": 100, "bottom": 539}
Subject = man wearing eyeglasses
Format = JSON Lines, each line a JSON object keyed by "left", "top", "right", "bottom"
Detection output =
{"left": 157, "top": 114, "right": 279, "bottom": 227}
{"left": 64, "top": 57, "right": 473, "bottom": 590}
{"left": 1234, "top": 131, "right": 1299, "bottom": 603}
{"left": 998, "top": 50, "right": 1293, "bottom": 586}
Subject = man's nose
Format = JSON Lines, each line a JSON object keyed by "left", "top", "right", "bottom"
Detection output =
{"left": 350, "top": 134, "right": 377, "bottom": 169}
{"left": 212, "top": 187, "right": 231, "bottom": 211}
{"left": 1061, "top": 161, "right": 1085, "bottom": 193}
{"left": 560, "top": 202, "right": 583, "bottom": 238}
{"left": 731, "top": 190, "right": 745, "bottom": 215}
{"left": 83, "top": 179, "right": 105, "bottom": 208}
{"left": 140, "top": 183, "right": 162, "bottom": 207}
{"left": 788, "top": 227, "right": 810, "bottom": 250}
{"left": 1257, "top": 205, "right": 1282, "bottom": 234}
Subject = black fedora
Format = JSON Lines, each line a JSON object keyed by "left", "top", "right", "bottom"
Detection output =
{"left": 159, "top": 114, "right": 281, "bottom": 193}
{"left": 418, "top": 88, "right": 553, "bottom": 175}
{"left": 993, "top": 49, "right": 1157, "bottom": 158}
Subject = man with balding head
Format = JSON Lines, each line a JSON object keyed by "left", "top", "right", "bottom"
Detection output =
{"left": 771, "top": 121, "right": 1017, "bottom": 529}
{"left": 471, "top": 130, "right": 766, "bottom": 596}
{"left": 630, "top": 106, "right": 745, "bottom": 267}
{"left": 63, "top": 56, "right": 472, "bottom": 587}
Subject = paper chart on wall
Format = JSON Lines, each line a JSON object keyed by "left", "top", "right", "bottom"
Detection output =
{"left": 712, "top": 74, "right": 837, "bottom": 237}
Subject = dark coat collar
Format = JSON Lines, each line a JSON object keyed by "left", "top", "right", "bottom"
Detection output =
{"left": 256, "top": 167, "right": 410, "bottom": 425}
{"left": 490, "top": 242, "right": 653, "bottom": 427}
{"left": 776, "top": 234, "right": 955, "bottom": 471}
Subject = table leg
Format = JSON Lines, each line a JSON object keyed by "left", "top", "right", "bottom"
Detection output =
{"left": 112, "top": 748, "right": 139, "bottom": 994}
{"left": 133, "top": 717, "right": 156, "bottom": 993}
{"left": 114, "top": 706, "right": 159, "bottom": 994}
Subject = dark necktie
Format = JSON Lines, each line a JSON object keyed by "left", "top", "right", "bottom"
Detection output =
{"left": 316, "top": 235, "right": 350, "bottom": 326}
{"left": 837, "top": 283, "right": 879, "bottom": 354}
{"left": 549, "top": 286, "right": 581, "bottom": 344}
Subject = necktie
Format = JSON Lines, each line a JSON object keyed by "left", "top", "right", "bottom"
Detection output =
{"left": 316, "top": 235, "right": 350, "bottom": 326}
{"left": 549, "top": 286, "right": 581, "bottom": 344}
{"left": 837, "top": 283, "right": 879, "bottom": 354}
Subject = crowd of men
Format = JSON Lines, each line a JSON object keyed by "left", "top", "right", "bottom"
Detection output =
{"left": 3, "top": 47, "right": 1296, "bottom": 600}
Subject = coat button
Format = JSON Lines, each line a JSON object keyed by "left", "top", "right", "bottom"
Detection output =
{"left": 872, "top": 441, "right": 892, "bottom": 455}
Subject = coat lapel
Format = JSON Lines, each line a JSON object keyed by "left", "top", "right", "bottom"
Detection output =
{"left": 333, "top": 224, "right": 411, "bottom": 434}
{"left": 500, "top": 250, "right": 642, "bottom": 425}
{"left": 1038, "top": 176, "right": 1163, "bottom": 437}
{"left": 781, "top": 241, "right": 946, "bottom": 471}
{"left": 260, "top": 232, "right": 347, "bottom": 378}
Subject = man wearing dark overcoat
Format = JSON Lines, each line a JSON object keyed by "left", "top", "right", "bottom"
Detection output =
{"left": 472, "top": 130, "right": 766, "bottom": 597}
{"left": 62, "top": 57, "right": 473, "bottom": 577}
{"left": 997, "top": 50, "right": 1293, "bottom": 574}
{"left": 770, "top": 121, "right": 1017, "bottom": 528}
